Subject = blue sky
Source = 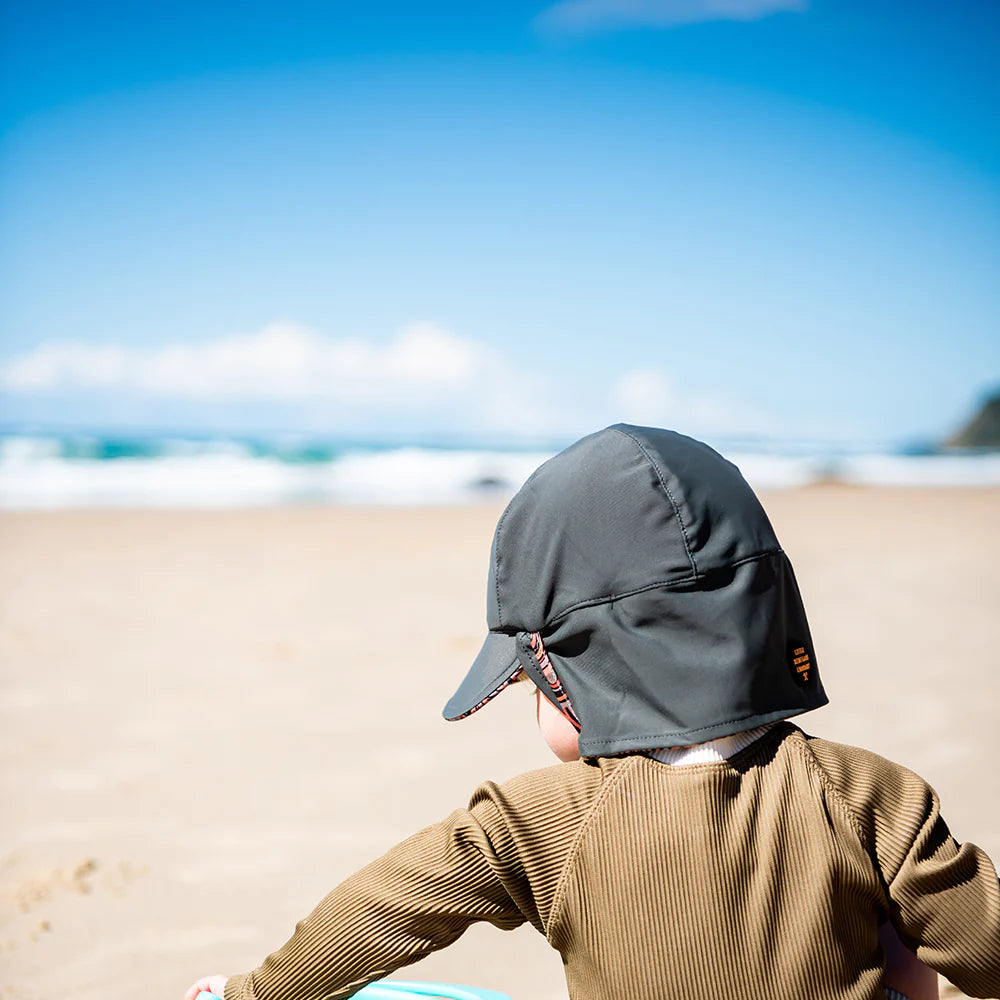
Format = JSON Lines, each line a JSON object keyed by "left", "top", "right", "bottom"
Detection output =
{"left": 1, "top": 0, "right": 997, "bottom": 446}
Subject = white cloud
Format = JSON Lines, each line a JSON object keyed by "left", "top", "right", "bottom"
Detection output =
{"left": 0, "top": 328, "right": 778, "bottom": 441}
{"left": 611, "top": 367, "right": 676, "bottom": 425}
{"left": 0, "top": 322, "right": 490, "bottom": 402}
{"left": 609, "top": 365, "right": 777, "bottom": 437}
{"left": 0, "top": 322, "right": 572, "bottom": 439}
{"left": 537, "top": 0, "right": 806, "bottom": 34}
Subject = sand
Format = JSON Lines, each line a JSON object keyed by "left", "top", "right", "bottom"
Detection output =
{"left": 0, "top": 488, "right": 998, "bottom": 1000}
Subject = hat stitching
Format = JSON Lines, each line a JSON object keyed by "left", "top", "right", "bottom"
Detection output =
{"left": 472, "top": 648, "right": 523, "bottom": 694}
{"left": 610, "top": 425, "right": 698, "bottom": 580}
{"left": 492, "top": 528, "right": 506, "bottom": 630}
{"left": 543, "top": 547, "right": 783, "bottom": 626}
{"left": 530, "top": 632, "right": 582, "bottom": 732}
{"left": 638, "top": 723, "right": 791, "bottom": 771}
{"left": 448, "top": 661, "right": 522, "bottom": 721}
{"left": 577, "top": 707, "right": 816, "bottom": 752}
{"left": 490, "top": 451, "right": 556, "bottom": 629}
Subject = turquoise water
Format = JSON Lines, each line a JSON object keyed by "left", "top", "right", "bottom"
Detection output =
{"left": 1, "top": 431, "right": 998, "bottom": 508}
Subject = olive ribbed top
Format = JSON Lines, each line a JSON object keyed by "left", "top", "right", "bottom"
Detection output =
{"left": 224, "top": 724, "right": 1000, "bottom": 1000}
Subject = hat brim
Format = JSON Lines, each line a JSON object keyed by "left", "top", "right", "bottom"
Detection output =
{"left": 442, "top": 630, "right": 522, "bottom": 721}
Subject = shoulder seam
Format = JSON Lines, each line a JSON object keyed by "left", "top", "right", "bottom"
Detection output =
{"left": 788, "top": 736, "right": 870, "bottom": 851}
{"left": 546, "top": 756, "right": 639, "bottom": 939}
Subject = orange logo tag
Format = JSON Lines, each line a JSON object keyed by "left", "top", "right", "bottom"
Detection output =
{"left": 787, "top": 642, "right": 814, "bottom": 686}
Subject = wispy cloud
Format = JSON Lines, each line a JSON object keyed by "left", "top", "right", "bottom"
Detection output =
{"left": 536, "top": 0, "right": 806, "bottom": 35}
{"left": 0, "top": 326, "right": 777, "bottom": 440}
{"left": 610, "top": 366, "right": 777, "bottom": 437}
{"left": 0, "top": 322, "right": 486, "bottom": 402}
{"left": 0, "top": 322, "right": 572, "bottom": 438}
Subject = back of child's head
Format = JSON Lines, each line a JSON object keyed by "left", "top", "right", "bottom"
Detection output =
{"left": 443, "top": 423, "right": 827, "bottom": 755}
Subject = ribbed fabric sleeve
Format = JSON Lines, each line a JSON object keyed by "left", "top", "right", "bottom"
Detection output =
{"left": 802, "top": 735, "right": 1000, "bottom": 998}
{"left": 224, "top": 759, "right": 605, "bottom": 1000}
{"left": 225, "top": 726, "right": 1000, "bottom": 1000}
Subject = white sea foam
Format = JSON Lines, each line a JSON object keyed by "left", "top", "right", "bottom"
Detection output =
{"left": 325, "top": 448, "right": 550, "bottom": 504}
{"left": 725, "top": 452, "right": 830, "bottom": 490}
{"left": 0, "top": 435, "right": 997, "bottom": 508}
{"left": 834, "top": 452, "right": 1000, "bottom": 487}
{"left": 0, "top": 440, "right": 552, "bottom": 508}
{"left": 0, "top": 434, "right": 64, "bottom": 462}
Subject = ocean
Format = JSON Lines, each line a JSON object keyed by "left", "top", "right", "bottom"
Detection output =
{"left": 1, "top": 431, "right": 999, "bottom": 508}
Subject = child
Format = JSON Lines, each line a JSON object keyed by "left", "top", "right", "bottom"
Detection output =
{"left": 185, "top": 424, "right": 1000, "bottom": 1000}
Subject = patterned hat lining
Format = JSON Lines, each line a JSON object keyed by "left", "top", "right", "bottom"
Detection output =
{"left": 529, "top": 632, "right": 582, "bottom": 732}
{"left": 448, "top": 665, "right": 523, "bottom": 721}
{"left": 449, "top": 632, "right": 583, "bottom": 734}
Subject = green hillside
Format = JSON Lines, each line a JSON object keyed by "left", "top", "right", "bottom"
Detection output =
{"left": 947, "top": 392, "right": 1000, "bottom": 449}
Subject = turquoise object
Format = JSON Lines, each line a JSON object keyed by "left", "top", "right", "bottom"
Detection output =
{"left": 355, "top": 984, "right": 511, "bottom": 1000}
{"left": 195, "top": 994, "right": 221, "bottom": 1000}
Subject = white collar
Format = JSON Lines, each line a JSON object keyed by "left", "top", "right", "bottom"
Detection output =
{"left": 645, "top": 724, "right": 775, "bottom": 766}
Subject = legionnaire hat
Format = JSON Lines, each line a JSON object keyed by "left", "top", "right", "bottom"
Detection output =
{"left": 442, "top": 424, "right": 827, "bottom": 755}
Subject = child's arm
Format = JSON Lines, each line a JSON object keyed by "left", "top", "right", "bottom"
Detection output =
{"left": 807, "top": 739, "right": 999, "bottom": 998}
{"left": 879, "top": 921, "right": 938, "bottom": 1000}
{"left": 880, "top": 787, "right": 999, "bottom": 998}
{"left": 221, "top": 801, "right": 529, "bottom": 1000}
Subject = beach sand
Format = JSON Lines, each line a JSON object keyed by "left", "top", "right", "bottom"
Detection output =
{"left": 1, "top": 488, "right": 997, "bottom": 1000}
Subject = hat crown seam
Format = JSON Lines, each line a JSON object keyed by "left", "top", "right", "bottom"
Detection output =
{"left": 538, "top": 547, "right": 782, "bottom": 628}
{"left": 494, "top": 425, "right": 774, "bottom": 633}
{"left": 492, "top": 526, "right": 504, "bottom": 630}
{"left": 491, "top": 442, "right": 562, "bottom": 629}
{"left": 609, "top": 425, "right": 698, "bottom": 580}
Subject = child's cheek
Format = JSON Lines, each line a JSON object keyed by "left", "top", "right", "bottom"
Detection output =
{"left": 536, "top": 689, "right": 581, "bottom": 763}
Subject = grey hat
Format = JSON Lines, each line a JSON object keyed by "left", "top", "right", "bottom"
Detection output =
{"left": 443, "top": 424, "right": 827, "bottom": 755}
